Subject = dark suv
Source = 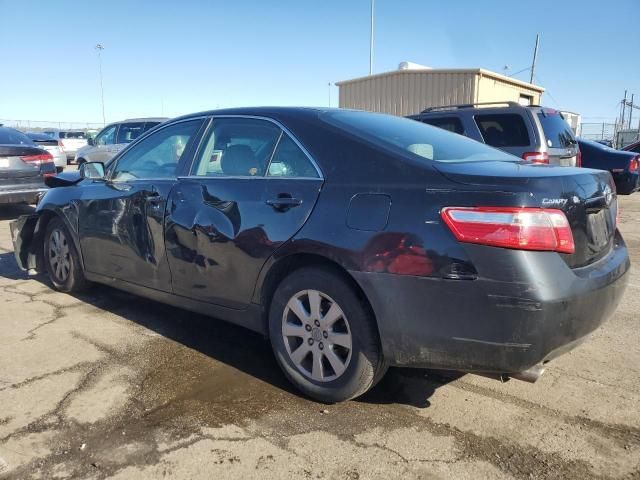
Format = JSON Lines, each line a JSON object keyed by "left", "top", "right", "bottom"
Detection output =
{"left": 409, "top": 102, "right": 580, "bottom": 167}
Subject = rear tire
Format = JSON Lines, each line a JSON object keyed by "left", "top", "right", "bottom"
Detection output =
{"left": 268, "top": 267, "right": 383, "bottom": 403}
{"left": 44, "top": 217, "right": 90, "bottom": 293}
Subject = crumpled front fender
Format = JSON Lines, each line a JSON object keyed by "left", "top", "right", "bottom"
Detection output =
{"left": 10, "top": 214, "right": 40, "bottom": 271}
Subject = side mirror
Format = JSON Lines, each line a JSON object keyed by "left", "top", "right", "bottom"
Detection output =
{"left": 87, "top": 137, "right": 95, "bottom": 146}
{"left": 80, "top": 161, "right": 105, "bottom": 180}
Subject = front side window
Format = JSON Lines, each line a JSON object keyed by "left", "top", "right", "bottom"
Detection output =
{"left": 95, "top": 125, "right": 117, "bottom": 146}
{"left": 116, "top": 122, "right": 146, "bottom": 144}
{"left": 421, "top": 117, "right": 464, "bottom": 135}
{"left": 193, "top": 118, "right": 281, "bottom": 177}
{"left": 267, "top": 134, "right": 319, "bottom": 178}
{"left": 111, "top": 120, "right": 201, "bottom": 181}
{"left": 323, "top": 110, "right": 516, "bottom": 163}
{"left": 474, "top": 114, "right": 530, "bottom": 147}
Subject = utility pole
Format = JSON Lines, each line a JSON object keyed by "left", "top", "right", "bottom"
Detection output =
{"left": 621, "top": 90, "right": 628, "bottom": 129}
{"left": 529, "top": 34, "right": 539, "bottom": 84}
{"left": 369, "top": 0, "right": 374, "bottom": 75}
{"left": 95, "top": 44, "right": 106, "bottom": 126}
{"left": 629, "top": 94, "right": 634, "bottom": 129}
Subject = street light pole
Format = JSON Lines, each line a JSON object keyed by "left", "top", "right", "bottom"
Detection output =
{"left": 95, "top": 44, "right": 106, "bottom": 126}
{"left": 369, "top": 0, "right": 374, "bottom": 75}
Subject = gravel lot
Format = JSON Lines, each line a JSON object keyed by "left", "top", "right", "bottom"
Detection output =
{"left": 0, "top": 190, "right": 638, "bottom": 479}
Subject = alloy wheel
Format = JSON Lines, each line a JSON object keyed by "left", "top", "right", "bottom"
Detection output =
{"left": 281, "top": 289, "right": 352, "bottom": 382}
{"left": 48, "top": 228, "right": 71, "bottom": 283}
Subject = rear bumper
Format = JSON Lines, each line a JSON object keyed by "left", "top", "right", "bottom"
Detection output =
{"left": 351, "top": 231, "right": 630, "bottom": 374}
{"left": 0, "top": 186, "right": 47, "bottom": 205}
{"left": 612, "top": 171, "right": 639, "bottom": 195}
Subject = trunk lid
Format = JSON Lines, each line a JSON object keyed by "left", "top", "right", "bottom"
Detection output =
{"left": 435, "top": 161, "right": 617, "bottom": 268}
{"left": 0, "top": 145, "right": 49, "bottom": 181}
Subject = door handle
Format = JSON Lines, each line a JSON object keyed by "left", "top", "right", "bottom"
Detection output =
{"left": 266, "top": 196, "right": 303, "bottom": 211}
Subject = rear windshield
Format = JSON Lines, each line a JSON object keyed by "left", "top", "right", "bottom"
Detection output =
{"left": 0, "top": 128, "right": 35, "bottom": 145}
{"left": 537, "top": 112, "right": 576, "bottom": 148}
{"left": 59, "top": 131, "right": 86, "bottom": 139}
{"left": 323, "top": 111, "right": 516, "bottom": 163}
{"left": 474, "top": 113, "right": 530, "bottom": 147}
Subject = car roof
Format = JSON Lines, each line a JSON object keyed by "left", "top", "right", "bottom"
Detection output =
{"left": 120, "top": 117, "right": 169, "bottom": 123}
{"left": 172, "top": 106, "right": 331, "bottom": 123}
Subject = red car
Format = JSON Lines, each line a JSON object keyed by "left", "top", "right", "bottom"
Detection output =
{"left": 622, "top": 140, "right": 640, "bottom": 154}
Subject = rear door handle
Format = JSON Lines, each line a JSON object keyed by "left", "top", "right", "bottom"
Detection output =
{"left": 266, "top": 197, "right": 303, "bottom": 211}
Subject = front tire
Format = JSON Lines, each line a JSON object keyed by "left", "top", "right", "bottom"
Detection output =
{"left": 44, "top": 217, "right": 90, "bottom": 293}
{"left": 269, "top": 267, "right": 384, "bottom": 402}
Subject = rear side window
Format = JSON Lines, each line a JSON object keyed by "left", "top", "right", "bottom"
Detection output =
{"left": 475, "top": 114, "right": 530, "bottom": 147}
{"left": 193, "top": 118, "right": 281, "bottom": 177}
{"left": 537, "top": 112, "right": 576, "bottom": 148}
{"left": 143, "top": 122, "right": 162, "bottom": 133}
{"left": 116, "top": 123, "right": 146, "bottom": 144}
{"left": 0, "top": 128, "right": 34, "bottom": 145}
{"left": 267, "top": 134, "right": 319, "bottom": 178}
{"left": 420, "top": 117, "right": 464, "bottom": 135}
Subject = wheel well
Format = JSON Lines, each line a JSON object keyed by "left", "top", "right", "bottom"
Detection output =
{"left": 259, "top": 253, "right": 380, "bottom": 341}
{"left": 31, "top": 211, "right": 59, "bottom": 272}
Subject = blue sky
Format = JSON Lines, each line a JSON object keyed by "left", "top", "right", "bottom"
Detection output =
{"left": 1, "top": 0, "right": 638, "bottom": 125}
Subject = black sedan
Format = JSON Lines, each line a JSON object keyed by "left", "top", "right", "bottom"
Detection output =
{"left": 10, "top": 108, "right": 629, "bottom": 402}
{"left": 0, "top": 126, "right": 56, "bottom": 205}
{"left": 579, "top": 138, "right": 640, "bottom": 194}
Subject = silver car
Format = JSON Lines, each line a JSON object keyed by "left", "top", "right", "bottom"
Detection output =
{"left": 26, "top": 132, "right": 67, "bottom": 172}
{"left": 74, "top": 118, "right": 167, "bottom": 165}
{"left": 409, "top": 102, "right": 581, "bottom": 167}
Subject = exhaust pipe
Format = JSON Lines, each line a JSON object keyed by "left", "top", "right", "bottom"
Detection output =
{"left": 510, "top": 364, "right": 545, "bottom": 383}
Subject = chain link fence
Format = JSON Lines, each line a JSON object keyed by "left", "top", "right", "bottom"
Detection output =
{"left": 0, "top": 118, "right": 104, "bottom": 132}
{"left": 579, "top": 122, "right": 617, "bottom": 142}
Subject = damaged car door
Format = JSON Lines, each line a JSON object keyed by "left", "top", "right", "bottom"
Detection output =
{"left": 78, "top": 119, "right": 204, "bottom": 290}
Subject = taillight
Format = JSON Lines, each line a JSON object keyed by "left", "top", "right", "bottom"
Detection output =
{"left": 576, "top": 149, "right": 582, "bottom": 167}
{"left": 21, "top": 152, "right": 54, "bottom": 165}
{"left": 441, "top": 206, "right": 575, "bottom": 254}
{"left": 58, "top": 140, "right": 65, "bottom": 153}
{"left": 629, "top": 156, "right": 639, "bottom": 173}
{"left": 522, "top": 151, "right": 549, "bottom": 164}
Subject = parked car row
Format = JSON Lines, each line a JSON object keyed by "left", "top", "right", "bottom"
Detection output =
{"left": 10, "top": 107, "right": 629, "bottom": 402}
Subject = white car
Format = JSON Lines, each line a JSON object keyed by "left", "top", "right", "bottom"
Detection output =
{"left": 42, "top": 130, "right": 88, "bottom": 162}
{"left": 26, "top": 132, "right": 67, "bottom": 172}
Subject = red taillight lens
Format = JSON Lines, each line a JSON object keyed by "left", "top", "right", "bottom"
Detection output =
{"left": 58, "top": 140, "right": 65, "bottom": 153}
{"left": 576, "top": 149, "right": 582, "bottom": 167}
{"left": 441, "top": 207, "right": 575, "bottom": 254}
{"left": 21, "top": 153, "right": 54, "bottom": 165}
{"left": 522, "top": 151, "right": 549, "bottom": 164}
{"left": 629, "top": 156, "right": 639, "bottom": 173}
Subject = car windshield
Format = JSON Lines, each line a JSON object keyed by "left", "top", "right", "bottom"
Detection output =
{"left": 0, "top": 128, "right": 35, "bottom": 145}
{"left": 537, "top": 111, "right": 576, "bottom": 148}
{"left": 322, "top": 110, "right": 517, "bottom": 163}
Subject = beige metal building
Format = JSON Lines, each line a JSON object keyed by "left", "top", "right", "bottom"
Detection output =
{"left": 336, "top": 67, "right": 545, "bottom": 116}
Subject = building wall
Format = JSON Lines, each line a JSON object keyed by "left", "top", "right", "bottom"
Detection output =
{"left": 476, "top": 73, "right": 542, "bottom": 105}
{"left": 337, "top": 69, "right": 544, "bottom": 116}
{"left": 338, "top": 70, "right": 477, "bottom": 116}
